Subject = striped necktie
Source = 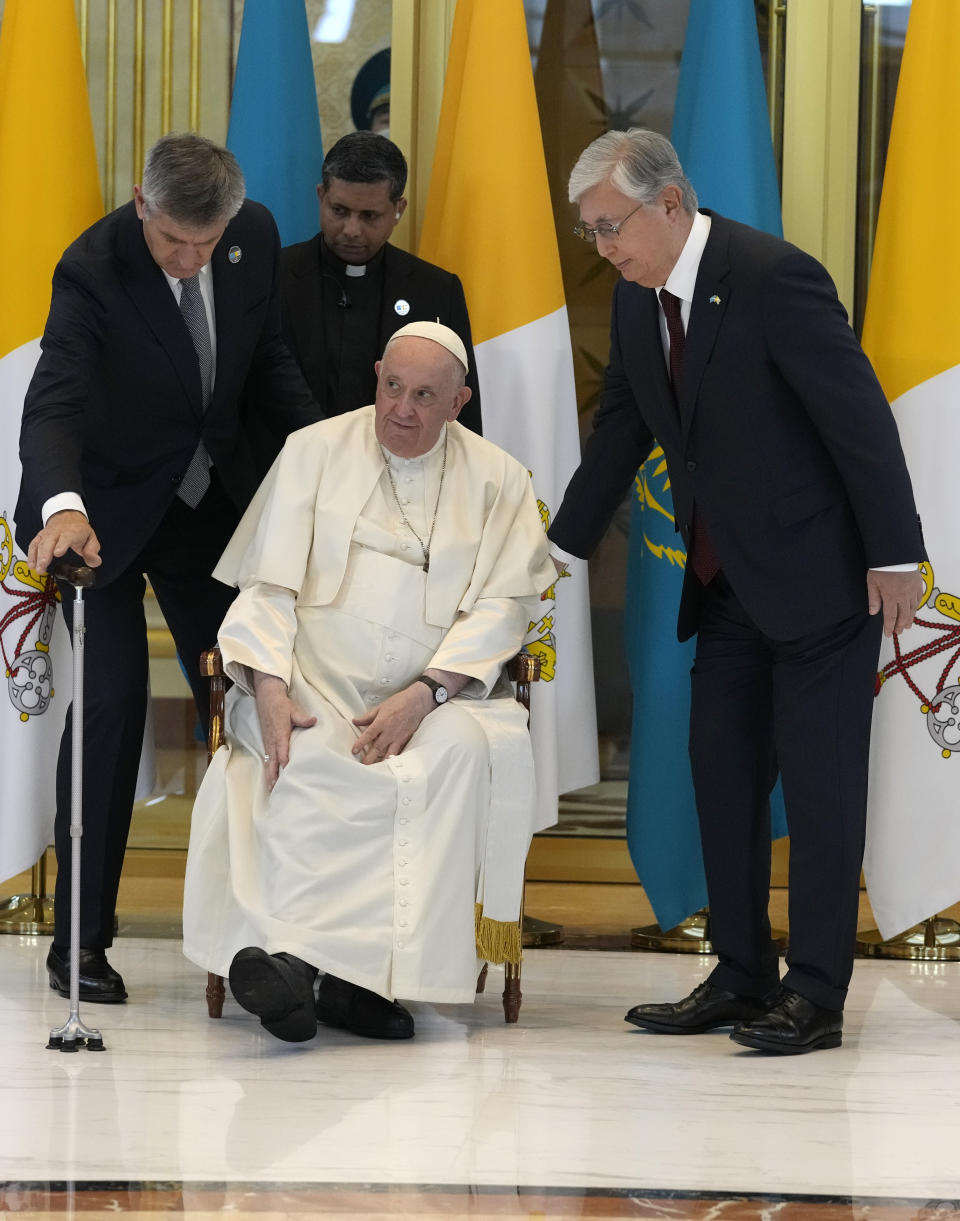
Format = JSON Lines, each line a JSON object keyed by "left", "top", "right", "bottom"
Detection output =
{"left": 177, "top": 274, "right": 213, "bottom": 507}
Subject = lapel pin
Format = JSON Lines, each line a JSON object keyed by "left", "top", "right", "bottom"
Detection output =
{"left": 228, "top": 245, "right": 242, "bottom": 264}
{"left": 708, "top": 293, "right": 721, "bottom": 305}
{"left": 394, "top": 298, "right": 410, "bottom": 316}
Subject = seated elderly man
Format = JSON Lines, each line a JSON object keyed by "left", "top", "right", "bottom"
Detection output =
{"left": 183, "top": 321, "right": 555, "bottom": 1043}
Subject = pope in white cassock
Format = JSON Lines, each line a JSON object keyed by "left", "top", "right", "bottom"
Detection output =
{"left": 182, "top": 321, "right": 556, "bottom": 1043}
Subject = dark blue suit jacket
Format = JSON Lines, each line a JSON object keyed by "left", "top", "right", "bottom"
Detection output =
{"left": 550, "top": 212, "right": 924, "bottom": 641}
{"left": 16, "top": 199, "right": 320, "bottom": 587}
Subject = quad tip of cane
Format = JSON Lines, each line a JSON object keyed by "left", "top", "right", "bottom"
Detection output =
{"left": 46, "top": 1032, "right": 107, "bottom": 1052}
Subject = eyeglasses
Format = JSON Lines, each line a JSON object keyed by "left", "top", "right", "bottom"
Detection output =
{"left": 573, "top": 203, "right": 644, "bottom": 244}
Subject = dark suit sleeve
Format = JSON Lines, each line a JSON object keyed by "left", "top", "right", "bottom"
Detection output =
{"left": 548, "top": 280, "right": 656, "bottom": 558}
{"left": 18, "top": 258, "right": 105, "bottom": 517}
{"left": 238, "top": 215, "right": 323, "bottom": 476}
{"left": 762, "top": 248, "right": 924, "bottom": 567}
{"left": 447, "top": 273, "right": 482, "bottom": 435}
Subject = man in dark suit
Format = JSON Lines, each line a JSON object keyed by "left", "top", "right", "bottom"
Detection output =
{"left": 549, "top": 129, "right": 925, "bottom": 1054}
{"left": 280, "top": 131, "right": 481, "bottom": 434}
{"left": 17, "top": 132, "right": 320, "bottom": 1003}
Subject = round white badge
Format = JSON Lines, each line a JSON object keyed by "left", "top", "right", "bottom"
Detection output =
{"left": 228, "top": 246, "right": 242, "bottom": 264}
{"left": 394, "top": 298, "right": 410, "bottom": 316}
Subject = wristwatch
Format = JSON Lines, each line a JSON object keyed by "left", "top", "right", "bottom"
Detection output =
{"left": 415, "top": 674, "right": 448, "bottom": 704}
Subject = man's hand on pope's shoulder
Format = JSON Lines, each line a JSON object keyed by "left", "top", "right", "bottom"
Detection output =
{"left": 867, "top": 567, "right": 926, "bottom": 637}
{"left": 253, "top": 671, "right": 317, "bottom": 791}
{"left": 28, "top": 510, "right": 102, "bottom": 574}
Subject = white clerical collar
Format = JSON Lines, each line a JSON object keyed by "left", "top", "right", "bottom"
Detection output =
{"left": 381, "top": 423, "right": 447, "bottom": 466}
{"left": 345, "top": 263, "right": 367, "bottom": 277}
{"left": 658, "top": 211, "right": 711, "bottom": 307}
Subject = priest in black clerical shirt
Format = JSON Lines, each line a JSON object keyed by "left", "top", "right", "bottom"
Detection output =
{"left": 280, "top": 131, "right": 482, "bottom": 435}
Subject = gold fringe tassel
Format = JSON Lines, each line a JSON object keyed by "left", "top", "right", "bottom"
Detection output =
{"left": 474, "top": 903, "right": 522, "bottom": 965}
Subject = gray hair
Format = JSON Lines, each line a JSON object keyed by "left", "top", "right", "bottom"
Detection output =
{"left": 568, "top": 128, "right": 698, "bottom": 215}
{"left": 140, "top": 132, "right": 245, "bottom": 227}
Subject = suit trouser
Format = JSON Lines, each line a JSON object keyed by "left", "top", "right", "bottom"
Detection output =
{"left": 688, "top": 573, "right": 882, "bottom": 1011}
{"left": 53, "top": 474, "right": 238, "bottom": 949}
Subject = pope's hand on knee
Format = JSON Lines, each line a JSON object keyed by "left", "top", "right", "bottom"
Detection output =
{"left": 253, "top": 671, "right": 316, "bottom": 788}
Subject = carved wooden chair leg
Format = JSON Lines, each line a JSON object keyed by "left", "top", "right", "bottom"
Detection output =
{"left": 206, "top": 971, "right": 225, "bottom": 1018}
{"left": 200, "top": 647, "right": 228, "bottom": 1019}
{"left": 476, "top": 962, "right": 489, "bottom": 994}
{"left": 502, "top": 961, "right": 522, "bottom": 1023}
{"left": 497, "top": 650, "right": 537, "bottom": 1025}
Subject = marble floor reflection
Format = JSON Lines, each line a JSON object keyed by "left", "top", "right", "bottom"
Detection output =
{"left": 1, "top": 937, "right": 959, "bottom": 1217}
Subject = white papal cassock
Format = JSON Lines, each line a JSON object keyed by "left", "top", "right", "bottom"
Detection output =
{"left": 182, "top": 407, "right": 555, "bottom": 1003}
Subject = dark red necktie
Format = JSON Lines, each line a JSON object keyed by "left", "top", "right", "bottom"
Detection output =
{"left": 659, "top": 288, "right": 685, "bottom": 388}
{"left": 658, "top": 288, "right": 720, "bottom": 586}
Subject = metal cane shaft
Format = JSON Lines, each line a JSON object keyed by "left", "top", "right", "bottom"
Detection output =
{"left": 69, "top": 588, "right": 85, "bottom": 1019}
{"left": 47, "top": 563, "right": 103, "bottom": 1051}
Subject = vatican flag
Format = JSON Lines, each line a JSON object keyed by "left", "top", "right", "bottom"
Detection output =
{"left": 420, "top": 0, "right": 599, "bottom": 829}
{"left": 861, "top": 1, "right": 960, "bottom": 938}
{"left": 0, "top": 0, "right": 103, "bottom": 879}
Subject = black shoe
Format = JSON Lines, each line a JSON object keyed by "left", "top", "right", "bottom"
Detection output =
{"left": 46, "top": 945, "right": 127, "bottom": 1004}
{"left": 315, "top": 973, "right": 414, "bottom": 1039}
{"left": 730, "top": 986, "right": 843, "bottom": 1054}
{"left": 625, "top": 980, "right": 771, "bottom": 1034}
{"left": 228, "top": 947, "right": 317, "bottom": 1042}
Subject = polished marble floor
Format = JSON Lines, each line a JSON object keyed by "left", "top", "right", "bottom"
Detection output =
{"left": 2, "top": 935, "right": 960, "bottom": 1217}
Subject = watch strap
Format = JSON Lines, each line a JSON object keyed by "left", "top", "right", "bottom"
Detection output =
{"left": 415, "top": 674, "right": 444, "bottom": 701}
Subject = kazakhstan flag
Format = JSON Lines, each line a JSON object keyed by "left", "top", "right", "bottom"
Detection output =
{"left": 227, "top": 0, "right": 324, "bottom": 248}
{"left": 624, "top": 0, "right": 786, "bottom": 931}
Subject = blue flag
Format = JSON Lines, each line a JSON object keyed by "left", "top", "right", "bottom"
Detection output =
{"left": 624, "top": 0, "right": 786, "bottom": 931}
{"left": 227, "top": 0, "right": 324, "bottom": 247}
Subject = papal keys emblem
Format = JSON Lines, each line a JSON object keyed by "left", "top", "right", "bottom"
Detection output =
{"left": 0, "top": 511, "right": 59, "bottom": 721}
{"left": 875, "top": 560, "right": 960, "bottom": 758}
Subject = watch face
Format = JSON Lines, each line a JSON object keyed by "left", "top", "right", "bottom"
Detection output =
{"left": 435, "top": 685, "right": 449, "bottom": 704}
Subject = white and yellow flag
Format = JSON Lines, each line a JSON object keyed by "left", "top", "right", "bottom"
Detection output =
{"left": 420, "top": 0, "right": 599, "bottom": 829}
{"left": 861, "top": 1, "right": 960, "bottom": 938}
{"left": 0, "top": 0, "right": 103, "bottom": 879}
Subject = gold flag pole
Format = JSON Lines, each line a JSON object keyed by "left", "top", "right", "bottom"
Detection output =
{"left": 0, "top": 851, "right": 54, "bottom": 934}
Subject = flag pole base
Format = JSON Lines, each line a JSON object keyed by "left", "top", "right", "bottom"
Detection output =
{"left": 522, "top": 913, "right": 564, "bottom": 947}
{"left": 856, "top": 916, "right": 960, "bottom": 960}
{"left": 0, "top": 859, "right": 54, "bottom": 935}
{"left": 632, "top": 908, "right": 715, "bottom": 953}
{"left": 0, "top": 894, "right": 55, "bottom": 935}
{"left": 631, "top": 908, "right": 787, "bottom": 954}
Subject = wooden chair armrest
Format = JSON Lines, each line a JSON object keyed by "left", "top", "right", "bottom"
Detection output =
{"left": 200, "top": 645, "right": 225, "bottom": 761}
{"left": 507, "top": 649, "right": 541, "bottom": 715}
{"left": 199, "top": 646, "right": 224, "bottom": 679}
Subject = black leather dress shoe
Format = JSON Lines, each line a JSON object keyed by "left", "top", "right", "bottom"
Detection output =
{"left": 228, "top": 947, "right": 317, "bottom": 1042}
{"left": 625, "top": 980, "right": 771, "bottom": 1034}
{"left": 315, "top": 973, "right": 414, "bottom": 1039}
{"left": 730, "top": 986, "right": 842, "bottom": 1054}
{"left": 46, "top": 946, "right": 127, "bottom": 1004}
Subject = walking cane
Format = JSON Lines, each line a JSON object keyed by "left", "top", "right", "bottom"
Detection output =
{"left": 46, "top": 560, "right": 105, "bottom": 1053}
